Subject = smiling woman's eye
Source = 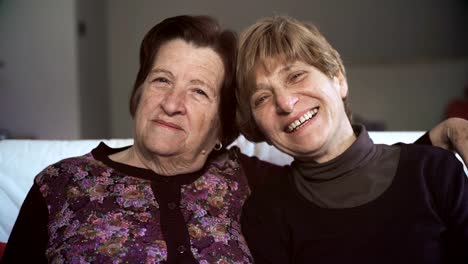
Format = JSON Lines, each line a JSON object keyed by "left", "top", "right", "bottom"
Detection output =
{"left": 289, "top": 71, "right": 305, "bottom": 83}
{"left": 253, "top": 95, "right": 269, "bottom": 107}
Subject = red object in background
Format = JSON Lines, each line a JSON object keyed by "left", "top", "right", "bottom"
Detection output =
{"left": 446, "top": 86, "right": 468, "bottom": 120}
{"left": 446, "top": 99, "right": 468, "bottom": 120}
{"left": 0, "top": 242, "right": 6, "bottom": 260}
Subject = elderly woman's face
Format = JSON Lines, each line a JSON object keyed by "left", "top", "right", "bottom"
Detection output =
{"left": 250, "top": 58, "right": 350, "bottom": 161}
{"left": 134, "top": 39, "right": 224, "bottom": 157}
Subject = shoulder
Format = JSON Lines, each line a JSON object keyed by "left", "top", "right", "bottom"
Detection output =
{"left": 230, "top": 146, "right": 289, "bottom": 190}
{"left": 241, "top": 170, "right": 291, "bottom": 240}
{"left": 244, "top": 169, "right": 291, "bottom": 210}
{"left": 228, "top": 146, "right": 278, "bottom": 168}
{"left": 399, "top": 144, "right": 466, "bottom": 195}
{"left": 400, "top": 143, "right": 463, "bottom": 170}
{"left": 34, "top": 152, "right": 103, "bottom": 188}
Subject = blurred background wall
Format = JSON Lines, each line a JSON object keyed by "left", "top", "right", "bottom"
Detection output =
{"left": 1, "top": 0, "right": 467, "bottom": 139}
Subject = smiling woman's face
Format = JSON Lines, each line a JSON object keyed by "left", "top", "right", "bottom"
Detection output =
{"left": 133, "top": 39, "right": 224, "bottom": 158}
{"left": 250, "top": 57, "right": 354, "bottom": 163}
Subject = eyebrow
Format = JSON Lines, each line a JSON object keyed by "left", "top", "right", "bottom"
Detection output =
{"left": 253, "top": 83, "right": 270, "bottom": 92}
{"left": 149, "top": 68, "right": 174, "bottom": 77}
{"left": 149, "top": 68, "right": 216, "bottom": 93}
{"left": 190, "top": 79, "right": 211, "bottom": 89}
{"left": 278, "top": 64, "right": 293, "bottom": 75}
{"left": 253, "top": 63, "right": 295, "bottom": 92}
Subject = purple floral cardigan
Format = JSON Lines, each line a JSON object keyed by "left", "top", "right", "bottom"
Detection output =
{"left": 4, "top": 143, "right": 285, "bottom": 263}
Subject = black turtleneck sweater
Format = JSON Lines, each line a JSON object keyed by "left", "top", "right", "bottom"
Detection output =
{"left": 291, "top": 125, "right": 400, "bottom": 208}
{"left": 241, "top": 127, "right": 468, "bottom": 264}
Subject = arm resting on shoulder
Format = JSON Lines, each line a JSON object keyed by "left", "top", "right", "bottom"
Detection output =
{"left": 430, "top": 152, "right": 468, "bottom": 261}
{"left": 237, "top": 150, "right": 287, "bottom": 191}
{"left": 241, "top": 193, "right": 290, "bottom": 264}
{"left": 427, "top": 117, "right": 468, "bottom": 165}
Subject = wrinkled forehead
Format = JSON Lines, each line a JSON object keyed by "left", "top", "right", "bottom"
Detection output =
{"left": 249, "top": 55, "right": 295, "bottom": 87}
{"left": 244, "top": 56, "right": 275, "bottom": 96}
{"left": 256, "top": 56, "right": 285, "bottom": 74}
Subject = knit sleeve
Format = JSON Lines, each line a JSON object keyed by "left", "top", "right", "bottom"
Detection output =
{"left": 1, "top": 183, "right": 48, "bottom": 264}
{"left": 237, "top": 152, "right": 287, "bottom": 191}
{"left": 429, "top": 150, "right": 468, "bottom": 261}
{"left": 241, "top": 191, "right": 290, "bottom": 264}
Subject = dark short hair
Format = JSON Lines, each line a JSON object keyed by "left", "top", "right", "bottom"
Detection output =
{"left": 129, "top": 15, "right": 239, "bottom": 147}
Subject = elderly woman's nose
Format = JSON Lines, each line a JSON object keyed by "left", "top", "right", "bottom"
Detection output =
{"left": 275, "top": 93, "right": 298, "bottom": 114}
{"left": 161, "top": 89, "right": 187, "bottom": 115}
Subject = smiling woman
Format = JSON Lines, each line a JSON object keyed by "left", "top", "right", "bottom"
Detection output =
{"left": 237, "top": 16, "right": 468, "bottom": 263}
{"left": 249, "top": 59, "right": 353, "bottom": 163}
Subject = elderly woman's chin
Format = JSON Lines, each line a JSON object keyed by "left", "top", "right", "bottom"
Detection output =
{"left": 135, "top": 128, "right": 188, "bottom": 156}
{"left": 137, "top": 127, "right": 218, "bottom": 158}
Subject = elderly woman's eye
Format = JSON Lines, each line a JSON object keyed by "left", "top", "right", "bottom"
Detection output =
{"left": 194, "top": 89, "right": 208, "bottom": 97}
{"left": 154, "top": 77, "right": 170, "bottom": 84}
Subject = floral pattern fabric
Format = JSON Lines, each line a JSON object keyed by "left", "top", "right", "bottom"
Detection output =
{"left": 35, "top": 145, "right": 252, "bottom": 263}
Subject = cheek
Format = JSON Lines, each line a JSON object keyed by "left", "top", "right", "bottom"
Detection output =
{"left": 252, "top": 109, "right": 271, "bottom": 131}
{"left": 134, "top": 93, "right": 161, "bottom": 128}
{"left": 194, "top": 113, "right": 221, "bottom": 143}
{"left": 209, "top": 107, "right": 222, "bottom": 129}
{"left": 139, "top": 92, "right": 161, "bottom": 112}
{"left": 208, "top": 104, "right": 223, "bottom": 135}
{"left": 190, "top": 102, "right": 220, "bottom": 128}
{"left": 252, "top": 110, "right": 262, "bottom": 126}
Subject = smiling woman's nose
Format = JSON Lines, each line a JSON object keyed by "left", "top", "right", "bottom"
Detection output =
{"left": 275, "top": 94, "right": 299, "bottom": 114}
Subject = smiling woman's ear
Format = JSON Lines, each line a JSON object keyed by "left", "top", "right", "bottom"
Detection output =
{"left": 334, "top": 72, "right": 348, "bottom": 99}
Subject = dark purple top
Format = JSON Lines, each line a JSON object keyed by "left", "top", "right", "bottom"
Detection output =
{"left": 2, "top": 143, "right": 285, "bottom": 263}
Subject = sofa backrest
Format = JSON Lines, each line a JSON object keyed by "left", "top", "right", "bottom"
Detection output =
{"left": 2, "top": 132, "right": 467, "bottom": 242}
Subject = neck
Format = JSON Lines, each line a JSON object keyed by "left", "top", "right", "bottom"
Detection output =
{"left": 299, "top": 121, "right": 356, "bottom": 164}
{"left": 111, "top": 144, "right": 211, "bottom": 176}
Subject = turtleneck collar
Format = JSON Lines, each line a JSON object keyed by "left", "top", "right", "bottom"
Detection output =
{"left": 292, "top": 125, "right": 375, "bottom": 180}
{"left": 291, "top": 124, "right": 400, "bottom": 208}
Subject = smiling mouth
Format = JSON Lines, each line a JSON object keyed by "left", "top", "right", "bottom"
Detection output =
{"left": 286, "top": 107, "right": 319, "bottom": 133}
{"left": 154, "top": 120, "right": 183, "bottom": 130}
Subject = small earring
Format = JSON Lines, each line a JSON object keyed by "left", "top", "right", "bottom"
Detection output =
{"left": 201, "top": 150, "right": 207, "bottom": 155}
{"left": 214, "top": 142, "right": 223, "bottom": 151}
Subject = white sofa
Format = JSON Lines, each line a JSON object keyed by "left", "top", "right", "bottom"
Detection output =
{"left": 1, "top": 133, "right": 467, "bottom": 243}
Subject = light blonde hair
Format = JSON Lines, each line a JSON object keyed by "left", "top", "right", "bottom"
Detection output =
{"left": 236, "top": 15, "right": 350, "bottom": 142}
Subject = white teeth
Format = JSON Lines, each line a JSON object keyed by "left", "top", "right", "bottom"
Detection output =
{"left": 286, "top": 108, "right": 319, "bottom": 133}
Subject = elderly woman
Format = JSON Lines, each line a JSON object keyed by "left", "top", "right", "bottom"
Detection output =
{"left": 1, "top": 14, "right": 466, "bottom": 264}
{"left": 1, "top": 15, "right": 278, "bottom": 264}
{"left": 237, "top": 16, "right": 468, "bottom": 263}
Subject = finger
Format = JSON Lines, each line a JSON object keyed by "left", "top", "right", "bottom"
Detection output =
{"left": 449, "top": 118, "right": 468, "bottom": 168}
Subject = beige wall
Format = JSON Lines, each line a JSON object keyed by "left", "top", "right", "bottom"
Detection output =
{"left": 347, "top": 60, "right": 468, "bottom": 130}
{"left": 106, "top": 0, "right": 467, "bottom": 137}
{"left": 1, "top": 0, "right": 466, "bottom": 139}
{"left": 0, "top": 0, "right": 80, "bottom": 139}
{"left": 0, "top": 0, "right": 110, "bottom": 139}
{"left": 77, "top": 0, "right": 110, "bottom": 138}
